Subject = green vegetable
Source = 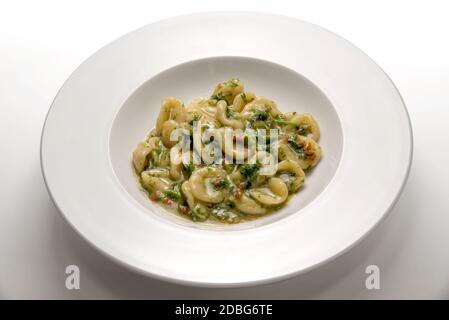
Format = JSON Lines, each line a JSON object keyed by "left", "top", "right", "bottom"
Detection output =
{"left": 210, "top": 90, "right": 234, "bottom": 104}
{"left": 183, "top": 161, "right": 195, "bottom": 177}
{"left": 249, "top": 109, "right": 273, "bottom": 129}
{"left": 211, "top": 92, "right": 230, "bottom": 101}
{"left": 150, "top": 149, "right": 160, "bottom": 166}
{"left": 239, "top": 162, "right": 261, "bottom": 181}
{"left": 275, "top": 119, "right": 299, "bottom": 127}
{"left": 191, "top": 205, "right": 209, "bottom": 222}
{"left": 163, "top": 189, "right": 181, "bottom": 201}
{"left": 226, "top": 106, "right": 235, "bottom": 118}
{"left": 250, "top": 110, "right": 269, "bottom": 123}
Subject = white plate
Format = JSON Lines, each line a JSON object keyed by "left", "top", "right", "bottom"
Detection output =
{"left": 41, "top": 12, "right": 412, "bottom": 287}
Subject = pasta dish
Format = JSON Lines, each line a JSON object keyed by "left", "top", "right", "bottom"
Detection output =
{"left": 132, "top": 79, "right": 322, "bottom": 223}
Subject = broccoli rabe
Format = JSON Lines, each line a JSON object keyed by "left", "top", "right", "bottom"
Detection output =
{"left": 239, "top": 162, "right": 261, "bottom": 181}
{"left": 183, "top": 161, "right": 196, "bottom": 177}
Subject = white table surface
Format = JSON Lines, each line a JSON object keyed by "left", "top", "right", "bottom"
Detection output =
{"left": 1, "top": 0, "right": 448, "bottom": 299}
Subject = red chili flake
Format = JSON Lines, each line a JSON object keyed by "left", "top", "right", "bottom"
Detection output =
{"left": 178, "top": 206, "right": 191, "bottom": 215}
{"left": 162, "top": 198, "right": 173, "bottom": 205}
{"left": 234, "top": 189, "right": 243, "bottom": 200}
{"left": 149, "top": 192, "right": 160, "bottom": 201}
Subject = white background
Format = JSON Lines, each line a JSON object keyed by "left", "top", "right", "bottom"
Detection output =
{"left": 1, "top": 0, "right": 448, "bottom": 299}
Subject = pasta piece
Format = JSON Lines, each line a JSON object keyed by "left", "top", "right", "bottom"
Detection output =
{"left": 278, "top": 136, "right": 321, "bottom": 170}
{"left": 250, "top": 151, "right": 277, "bottom": 176}
{"left": 276, "top": 160, "right": 305, "bottom": 192}
{"left": 181, "top": 181, "right": 199, "bottom": 210}
{"left": 155, "top": 97, "right": 184, "bottom": 135}
{"left": 233, "top": 91, "right": 255, "bottom": 112}
{"left": 240, "top": 97, "right": 282, "bottom": 120}
{"left": 169, "top": 147, "right": 184, "bottom": 181}
{"left": 234, "top": 194, "right": 267, "bottom": 215}
{"left": 291, "top": 135, "right": 322, "bottom": 170}
{"left": 161, "top": 120, "right": 179, "bottom": 148}
{"left": 132, "top": 137, "right": 159, "bottom": 174}
{"left": 141, "top": 171, "right": 170, "bottom": 193}
{"left": 217, "top": 128, "right": 249, "bottom": 162}
{"left": 193, "top": 125, "right": 223, "bottom": 165}
{"left": 186, "top": 97, "right": 219, "bottom": 126}
{"left": 230, "top": 170, "right": 245, "bottom": 185}
{"left": 181, "top": 181, "right": 209, "bottom": 221}
{"left": 278, "top": 142, "right": 301, "bottom": 166}
{"left": 210, "top": 78, "right": 244, "bottom": 105}
{"left": 145, "top": 168, "right": 170, "bottom": 178}
{"left": 284, "top": 113, "right": 320, "bottom": 141}
{"left": 189, "top": 167, "right": 228, "bottom": 203}
{"left": 249, "top": 177, "right": 288, "bottom": 206}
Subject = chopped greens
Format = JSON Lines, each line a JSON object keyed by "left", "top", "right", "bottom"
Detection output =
{"left": 226, "top": 106, "right": 235, "bottom": 118}
{"left": 239, "top": 162, "right": 261, "bottom": 181}
{"left": 210, "top": 92, "right": 231, "bottom": 102}
{"left": 183, "top": 161, "right": 195, "bottom": 177}
{"left": 275, "top": 119, "right": 299, "bottom": 127}
{"left": 162, "top": 189, "right": 181, "bottom": 201}
{"left": 191, "top": 205, "right": 209, "bottom": 222}
{"left": 250, "top": 110, "right": 269, "bottom": 123}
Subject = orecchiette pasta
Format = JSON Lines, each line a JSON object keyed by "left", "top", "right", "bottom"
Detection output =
{"left": 155, "top": 97, "right": 184, "bottom": 135}
{"left": 233, "top": 91, "right": 255, "bottom": 112}
{"left": 169, "top": 147, "right": 184, "bottom": 181}
{"left": 210, "top": 78, "right": 244, "bottom": 105}
{"left": 189, "top": 167, "right": 227, "bottom": 203}
{"left": 217, "top": 128, "right": 248, "bottom": 162}
{"left": 132, "top": 137, "right": 159, "bottom": 174}
{"left": 284, "top": 112, "right": 321, "bottom": 141}
{"left": 132, "top": 79, "right": 323, "bottom": 223}
{"left": 141, "top": 171, "right": 170, "bottom": 193}
{"left": 276, "top": 160, "right": 305, "bottom": 192}
{"left": 161, "top": 120, "right": 179, "bottom": 148}
{"left": 240, "top": 97, "right": 282, "bottom": 120}
{"left": 234, "top": 193, "right": 268, "bottom": 215}
{"left": 249, "top": 177, "right": 289, "bottom": 206}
